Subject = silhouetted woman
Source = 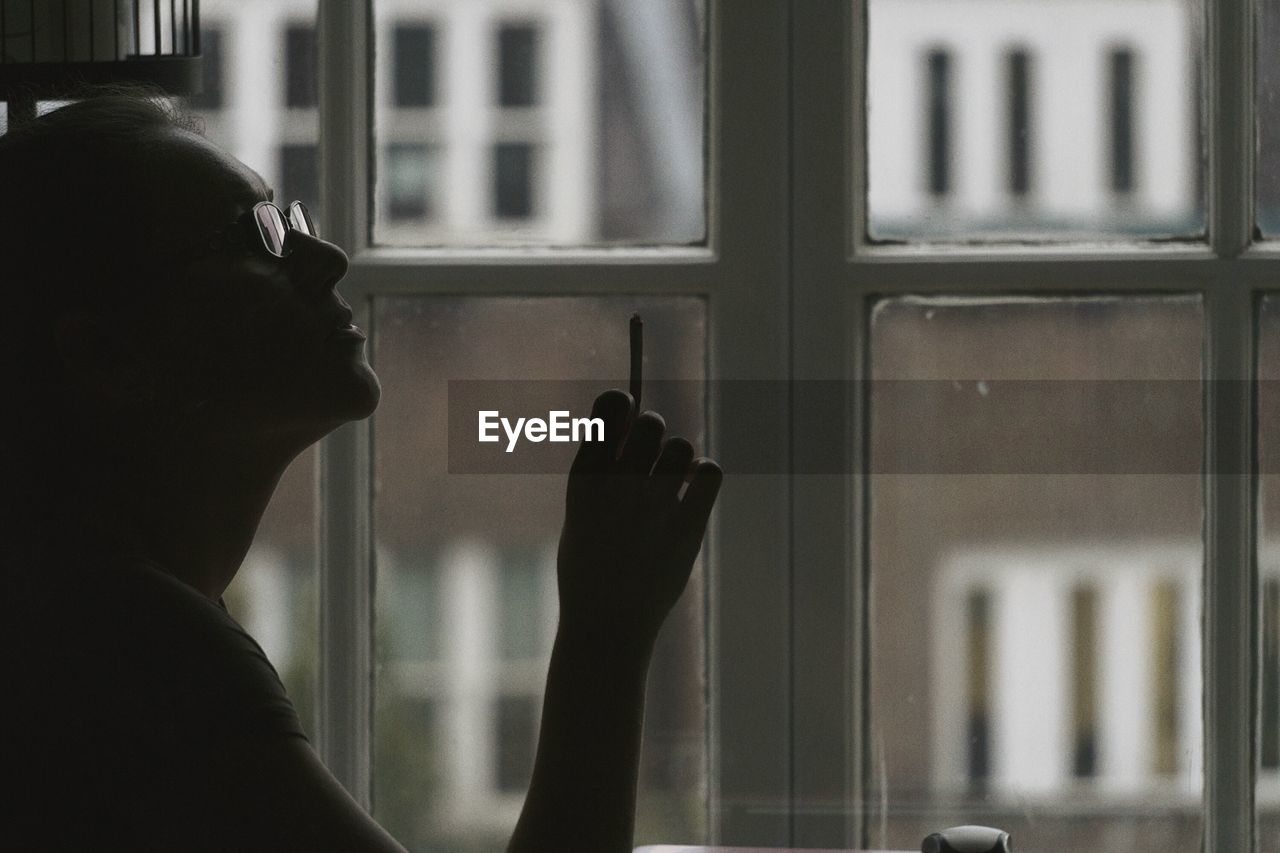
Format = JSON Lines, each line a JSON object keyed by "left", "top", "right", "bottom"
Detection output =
{"left": 0, "top": 94, "right": 720, "bottom": 852}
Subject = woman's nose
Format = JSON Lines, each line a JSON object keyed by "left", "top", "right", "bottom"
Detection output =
{"left": 286, "top": 230, "right": 349, "bottom": 294}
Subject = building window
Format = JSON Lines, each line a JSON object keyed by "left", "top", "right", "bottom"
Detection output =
{"left": 372, "top": 696, "right": 441, "bottom": 844}
{"left": 1006, "top": 48, "right": 1032, "bottom": 197}
{"left": 1110, "top": 47, "right": 1136, "bottom": 194}
{"left": 393, "top": 24, "right": 437, "bottom": 108}
{"left": 494, "top": 142, "right": 535, "bottom": 219}
{"left": 1070, "top": 585, "right": 1100, "bottom": 778}
{"left": 965, "top": 588, "right": 991, "bottom": 788}
{"left": 925, "top": 47, "right": 952, "bottom": 197}
{"left": 494, "top": 696, "right": 539, "bottom": 793}
{"left": 1151, "top": 579, "right": 1182, "bottom": 776}
{"left": 498, "top": 548, "right": 551, "bottom": 659}
{"left": 190, "top": 27, "right": 225, "bottom": 110}
{"left": 285, "top": 24, "right": 317, "bottom": 109}
{"left": 385, "top": 143, "right": 436, "bottom": 222}
{"left": 279, "top": 144, "right": 318, "bottom": 210}
{"left": 498, "top": 24, "right": 540, "bottom": 107}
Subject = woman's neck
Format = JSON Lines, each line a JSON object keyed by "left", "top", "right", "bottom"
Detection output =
{"left": 57, "top": 430, "right": 304, "bottom": 600}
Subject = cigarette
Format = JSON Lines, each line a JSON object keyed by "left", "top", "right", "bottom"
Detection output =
{"left": 629, "top": 313, "right": 643, "bottom": 413}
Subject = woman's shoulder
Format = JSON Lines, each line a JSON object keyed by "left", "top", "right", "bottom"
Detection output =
{"left": 8, "top": 546, "right": 305, "bottom": 742}
{"left": 15, "top": 545, "right": 239, "bottom": 646}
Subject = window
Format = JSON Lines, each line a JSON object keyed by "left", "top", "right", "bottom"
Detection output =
{"left": 279, "top": 143, "right": 319, "bottom": 210}
{"left": 868, "top": 0, "right": 1200, "bottom": 239}
{"left": 1110, "top": 47, "right": 1136, "bottom": 194}
{"left": 372, "top": 3, "right": 705, "bottom": 246}
{"left": 964, "top": 589, "right": 992, "bottom": 788}
{"left": 393, "top": 24, "right": 437, "bottom": 108}
{"left": 497, "top": 24, "right": 540, "bottom": 108}
{"left": 855, "top": 0, "right": 1268, "bottom": 849}
{"left": 925, "top": 48, "right": 952, "bottom": 197}
{"left": 26, "top": 0, "right": 1275, "bottom": 850}
{"left": 285, "top": 24, "right": 317, "bottom": 109}
{"left": 494, "top": 696, "right": 539, "bottom": 793}
{"left": 1005, "top": 48, "right": 1032, "bottom": 198}
{"left": 190, "top": 27, "right": 225, "bottom": 111}
{"left": 384, "top": 143, "right": 439, "bottom": 221}
{"left": 366, "top": 295, "right": 708, "bottom": 849}
{"left": 1070, "top": 585, "right": 1099, "bottom": 779}
{"left": 493, "top": 142, "right": 535, "bottom": 220}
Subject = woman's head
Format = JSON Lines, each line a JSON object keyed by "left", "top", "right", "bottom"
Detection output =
{"left": 0, "top": 92, "right": 379, "bottom": 510}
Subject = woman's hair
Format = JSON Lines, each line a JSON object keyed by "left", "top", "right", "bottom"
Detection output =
{"left": 0, "top": 87, "right": 202, "bottom": 315}
{"left": 0, "top": 88, "right": 204, "bottom": 531}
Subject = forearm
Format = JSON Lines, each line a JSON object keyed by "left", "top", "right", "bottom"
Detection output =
{"left": 507, "top": 624, "right": 654, "bottom": 853}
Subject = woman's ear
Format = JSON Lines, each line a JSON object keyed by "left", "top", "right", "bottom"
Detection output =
{"left": 53, "top": 312, "right": 157, "bottom": 407}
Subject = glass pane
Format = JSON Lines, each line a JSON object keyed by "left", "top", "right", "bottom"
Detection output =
{"left": 179, "top": 0, "right": 321, "bottom": 737}
{"left": 186, "top": 2, "right": 320, "bottom": 211}
{"left": 1255, "top": 296, "right": 1280, "bottom": 852}
{"left": 372, "top": 297, "right": 708, "bottom": 851}
{"left": 868, "top": 297, "right": 1204, "bottom": 849}
{"left": 867, "top": 0, "right": 1204, "bottom": 241}
{"left": 222, "top": 447, "right": 319, "bottom": 738}
{"left": 372, "top": 2, "right": 707, "bottom": 247}
{"left": 1259, "top": 1, "right": 1280, "bottom": 237}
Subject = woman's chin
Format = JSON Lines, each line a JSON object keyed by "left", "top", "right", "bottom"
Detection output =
{"left": 328, "top": 364, "right": 382, "bottom": 421}
{"left": 282, "top": 364, "right": 382, "bottom": 430}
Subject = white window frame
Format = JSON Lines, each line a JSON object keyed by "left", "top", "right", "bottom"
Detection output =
{"left": 309, "top": 0, "right": 1265, "bottom": 849}
{"left": 315, "top": 0, "right": 790, "bottom": 845}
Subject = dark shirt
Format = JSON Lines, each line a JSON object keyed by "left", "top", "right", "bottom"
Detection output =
{"left": 3, "top": 536, "right": 307, "bottom": 849}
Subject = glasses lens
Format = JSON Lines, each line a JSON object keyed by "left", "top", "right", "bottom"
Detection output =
{"left": 288, "top": 201, "right": 317, "bottom": 238}
{"left": 254, "top": 203, "right": 290, "bottom": 257}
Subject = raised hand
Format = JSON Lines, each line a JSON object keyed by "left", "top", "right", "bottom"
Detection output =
{"left": 508, "top": 388, "right": 722, "bottom": 852}
{"left": 556, "top": 388, "right": 722, "bottom": 649}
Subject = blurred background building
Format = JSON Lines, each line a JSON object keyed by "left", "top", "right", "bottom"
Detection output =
{"left": 868, "top": 0, "right": 1201, "bottom": 238}
{"left": 189, "top": 0, "right": 704, "bottom": 247}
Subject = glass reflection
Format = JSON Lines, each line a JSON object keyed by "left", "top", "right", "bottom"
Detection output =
{"left": 372, "top": 296, "right": 707, "bottom": 851}
{"left": 372, "top": 0, "right": 707, "bottom": 246}
{"left": 867, "top": 0, "right": 1204, "bottom": 241}
{"left": 868, "top": 296, "right": 1204, "bottom": 850}
{"left": 1253, "top": 296, "right": 1280, "bottom": 853}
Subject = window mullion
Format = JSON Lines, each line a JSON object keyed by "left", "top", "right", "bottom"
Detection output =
{"left": 316, "top": 0, "right": 375, "bottom": 810}
{"left": 1207, "top": 0, "right": 1254, "bottom": 258}
{"left": 790, "top": 0, "right": 862, "bottom": 847}
{"left": 1205, "top": 0, "right": 1257, "bottom": 848}
{"left": 1204, "top": 282, "right": 1258, "bottom": 853}
{"left": 710, "top": 0, "right": 794, "bottom": 844}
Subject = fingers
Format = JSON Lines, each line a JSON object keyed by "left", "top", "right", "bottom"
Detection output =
{"left": 569, "top": 389, "right": 633, "bottom": 477}
{"left": 648, "top": 436, "right": 694, "bottom": 502}
{"left": 619, "top": 410, "right": 665, "bottom": 475}
{"left": 675, "top": 458, "right": 723, "bottom": 547}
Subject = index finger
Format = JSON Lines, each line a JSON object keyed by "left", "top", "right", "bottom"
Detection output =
{"left": 568, "top": 388, "right": 633, "bottom": 478}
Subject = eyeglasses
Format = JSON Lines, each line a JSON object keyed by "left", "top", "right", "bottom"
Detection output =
{"left": 175, "top": 200, "right": 318, "bottom": 262}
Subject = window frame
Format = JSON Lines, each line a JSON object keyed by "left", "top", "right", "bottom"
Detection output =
{"left": 825, "top": 0, "right": 1251, "bottom": 849}
{"left": 308, "top": 0, "right": 1264, "bottom": 849}
{"left": 314, "top": 0, "right": 792, "bottom": 845}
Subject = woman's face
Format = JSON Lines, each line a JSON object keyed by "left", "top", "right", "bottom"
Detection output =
{"left": 133, "top": 128, "right": 381, "bottom": 441}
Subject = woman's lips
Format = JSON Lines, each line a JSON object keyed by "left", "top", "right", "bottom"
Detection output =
{"left": 328, "top": 323, "right": 367, "bottom": 341}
